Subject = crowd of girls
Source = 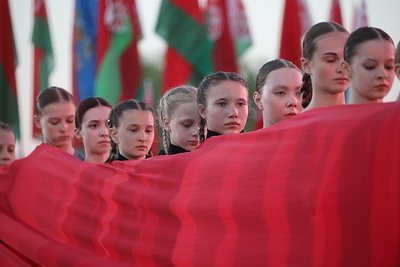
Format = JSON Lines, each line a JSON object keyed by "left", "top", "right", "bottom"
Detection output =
{"left": 1, "top": 24, "right": 399, "bottom": 166}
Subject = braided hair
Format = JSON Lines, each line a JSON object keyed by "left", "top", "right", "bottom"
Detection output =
{"left": 106, "top": 99, "right": 154, "bottom": 163}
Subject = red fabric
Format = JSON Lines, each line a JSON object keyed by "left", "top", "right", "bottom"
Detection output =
{"left": 329, "top": 0, "right": 343, "bottom": 25}
{"left": 208, "top": 0, "right": 238, "bottom": 72}
{"left": 279, "top": 0, "right": 312, "bottom": 68}
{"left": 1, "top": 102, "right": 400, "bottom": 266}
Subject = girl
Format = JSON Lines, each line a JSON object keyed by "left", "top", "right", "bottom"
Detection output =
{"left": 0, "top": 122, "right": 16, "bottom": 166}
{"left": 253, "top": 59, "right": 303, "bottom": 128}
{"left": 34, "top": 86, "right": 84, "bottom": 160}
{"left": 75, "top": 97, "right": 112, "bottom": 164}
{"left": 301, "top": 22, "right": 349, "bottom": 110}
{"left": 342, "top": 27, "right": 395, "bottom": 104}
{"left": 106, "top": 99, "right": 155, "bottom": 162}
{"left": 197, "top": 72, "right": 249, "bottom": 142}
{"left": 158, "top": 86, "right": 201, "bottom": 155}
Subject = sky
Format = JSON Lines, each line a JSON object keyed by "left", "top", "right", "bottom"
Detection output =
{"left": 8, "top": 0, "right": 400, "bottom": 156}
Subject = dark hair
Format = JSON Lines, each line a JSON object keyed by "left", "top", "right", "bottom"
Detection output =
{"left": 255, "top": 59, "right": 300, "bottom": 94}
{"left": 197, "top": 71, "right": 248, "bottom": 142}
{"left": 396, "top": 40, "right": 400, "bottom": 65}
{"left": 344, "top": 27, "right": 394, "bottom": 64}
{"left": 36, "top": 86, "right": 75, "bottom": 116}
{"left": 301, "top": 22, "right": 348, "bottom": 108}
{"left": 106, "top": 99, "right": 154, "bottom": 163}
{"left": 157, "top": 85, "right": 199, "bottom": 154}
{"left": 0, "top": 122, "right": 14, "bottom": 133}
{"left": 75, "top": 97, "right": 112, "bottom": 130}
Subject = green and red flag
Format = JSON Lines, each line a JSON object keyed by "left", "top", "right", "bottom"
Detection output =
{"left": 32, "top": 0, "right": 54, "bottom": 138}
{"left": 95, "top": 0, "right": 142, "bottom": 104}
{"left": 207, "top": 0, "right": 252, "bottom": 73}
{"left": 0, "top": 0, "right": 20, "bottom": 138}
{"left": 155, "top": 0, "right": 213, "bottom": 93}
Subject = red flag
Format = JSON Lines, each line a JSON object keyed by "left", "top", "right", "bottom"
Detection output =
{"left": 207, "top": 0, "right": 237, "bottom": 72}
{"left": 156, "top": 0, "right": 212, "bottom": 93}
{"left": 329, "top": 0, "right": 343, "bottom": 25}
{"left": 95, "top": 0, "right": 142, "bottom": 104}
{"left": 1, "top": 102, "right": 400, "bottom": 265}
{"left": 352, "top": 0, "right": 368, "bottom": 30}
{"left": 32, "top": 0, "right": 54, "bottom": 139}
{"left": 279, "top": 0, "right": 312, "bottom": 68}
{"left": 0, "top": 0, "right": 20, "bottom": 138}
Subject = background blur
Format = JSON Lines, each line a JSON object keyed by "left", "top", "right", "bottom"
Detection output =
{"left": 8, "top": 0, "right": 400, "bottom": 157}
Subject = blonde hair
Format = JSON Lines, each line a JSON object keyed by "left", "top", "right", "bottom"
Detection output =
{"left": 157, "top": 86, "right": 198, "bottom": 154}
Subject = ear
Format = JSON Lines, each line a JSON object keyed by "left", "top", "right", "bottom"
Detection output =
{"left": 162, "top": 117, "right": 171, "bottom": 132}
{"left": 341, "top": 61, "right": 351, "bottom": 78}
{"left": 34, "top": 115, "right": 42, "bottom": 130}
{"left": 199, "top": 104, "right": 207, "bottom": 120}
{"left": 109, "top": 128, "right": 119, "bottom": 144}
{"left": 395, "top": 65, "right": 400, "bottom": 81}
{"left": 301, "top": 58, "right": 311, "bottom": 74}
{"left": 74, "top": 128, "right": 82, "bottom": 140}
{"left": 253, "top": 91, "right": 263, "bottom": 110}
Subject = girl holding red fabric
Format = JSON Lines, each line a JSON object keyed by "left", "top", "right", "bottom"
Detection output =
{"left": 106, "top": 99, "right": 155, "bottom": 163}
{"left": 197, "top": 72, "right": 249, "bottom": 142}
{"left": 34, "top": 87, "right": 84, "bottom": 160}
{"left": 300, "top": 22, "right": 350, "bottom": 110}
{"left": 157, "top": 86, "right": 201, "bottom": 155}
{"left": 253, "top": 59, "right": 303, "bottom": 128}
{"left": 74, "top": 97, "right": 112, "bottom": 163}
{"left": 342, "top": 27, "right": 396, "bottom": 104}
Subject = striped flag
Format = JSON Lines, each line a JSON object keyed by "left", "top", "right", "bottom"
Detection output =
{"left": 279, "top": 0, "right": 312, "bottom": 68}
{"left": 207, "top": 0, "right": 252, "bottom": 72}
{"left": 95, "top": 0, "right": 142, "bottom": 104}
{"left": 156, "top": 0, "right": 213, "bottom": 93}
{"left": 32, "top": 0, "right": 54, "bottom": 138}
{"left": 0, "top": 0, "right": 20, "bottom": 138}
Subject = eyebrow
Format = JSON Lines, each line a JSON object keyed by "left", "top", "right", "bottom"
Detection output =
{"left": 322, "top": 52, "right": 338, "bottom": 56}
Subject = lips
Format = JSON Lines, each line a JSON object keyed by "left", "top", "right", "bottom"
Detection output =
{"left": 334, "top": 77, "right": 349, "bottom": 83}
{"left": 284, "top": 112, "right": 297, "bottom": 117}
{"left": 136, "top": 145, "right": 148, "bottom": 151}
{"left": 188, "top": 140, "right": 199, "bottom": 146}
{"left": 98, "top": 140, "right": 110, "bottom": 144}
{"left": 375, "top": 84, "right": 388, "bottom": 90}
{"left": 225, "top": 121, "right": 240, "bottom": 127}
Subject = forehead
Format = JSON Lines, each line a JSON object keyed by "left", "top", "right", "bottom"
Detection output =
{"left": 119, "top": 109, "right": 154, "bottom": 126}
{"left": 353, "top": 39, "right": 395, "bottom": 60}
{"left": 266, "top": 68, "right": 302, "bottom": 85}
{"left": 41, "top": 101, "right": 76, "bottom": 117}
{"left": 207, "top": 80, "right": 248, "bottom": 101}
{"left": 82, "top": 106, "right": 111, "bottom": 122}
{"left": 171, "top": 101, "right": 199, "bottom": 119}
{"left": 314, "top": 32, "right": 348, "bottom": 55}
{"left": 0, "top": 130, "right": 16, "bottom": 144}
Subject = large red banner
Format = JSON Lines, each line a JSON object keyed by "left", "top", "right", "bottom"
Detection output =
{"left": 1, "top": 102, "right": 399, "bottom": 266}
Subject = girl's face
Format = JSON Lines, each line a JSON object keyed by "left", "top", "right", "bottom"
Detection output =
{"left": 75, "top": 106, "right": 111, "bottom": 162}
{"left": 303, "top": 32, "right": 349, "bottom": 94}
{"left": 35, "top": 101, "right": 76, "bottom": 151}
{"left": 110, "top": 109, "right": 154, "bottom": 160}
{"left": 345, "top": 39, "right": 395, "bottom": 103}
{"left": 200, "top": 80, "right": 248, "bottom": 135}
{"left": 0, "top": 129, "right": 16, "bottom": 166}
{"left": 254, "top": 68, "right": 303, "bottom": 128}
{"left": 165, "top": 101, "right": 200, "bottom": 151}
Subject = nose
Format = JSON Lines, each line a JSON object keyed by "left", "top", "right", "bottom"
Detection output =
{"left": 286, "top": 94, "right": 299, "bottom": 108}
{"left": 138, "top": 131, "right": 146, "bottom": 141}
{"left": 376, "top": 65, "right": 387, "bottom": 79}
{"left": 59, "top": 121, "right": 67, "bottom": 132}
{"left": 99, "top": 125, "right": 109, "bottom": 137}
{"left": 228, "top": 105, "right": 239, "bottom": 118}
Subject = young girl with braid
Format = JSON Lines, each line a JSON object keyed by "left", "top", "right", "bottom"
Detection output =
{"left": 300, "top": 22, "right": 349, "bottom": 110}
{"left": 106, "top": 99, "right": 155, "bottom": 163}
{"left": 157, "top": 86, "right": 201, "bottom": 155}
{"left": 197, "top": 72, "right": 249, "bottom": 142}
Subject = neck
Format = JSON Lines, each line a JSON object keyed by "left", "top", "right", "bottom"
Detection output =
{"left": 85, "top": 153, "right": 109, "bottom": 164}
{"left": 57, "top": 144, "right": 75, "bottom": 155}
{"left": 350, "top": 90, "right": 382, "bottom": 104}
{"left": 305, "top": 90, "right": 345, "bottom": 111}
